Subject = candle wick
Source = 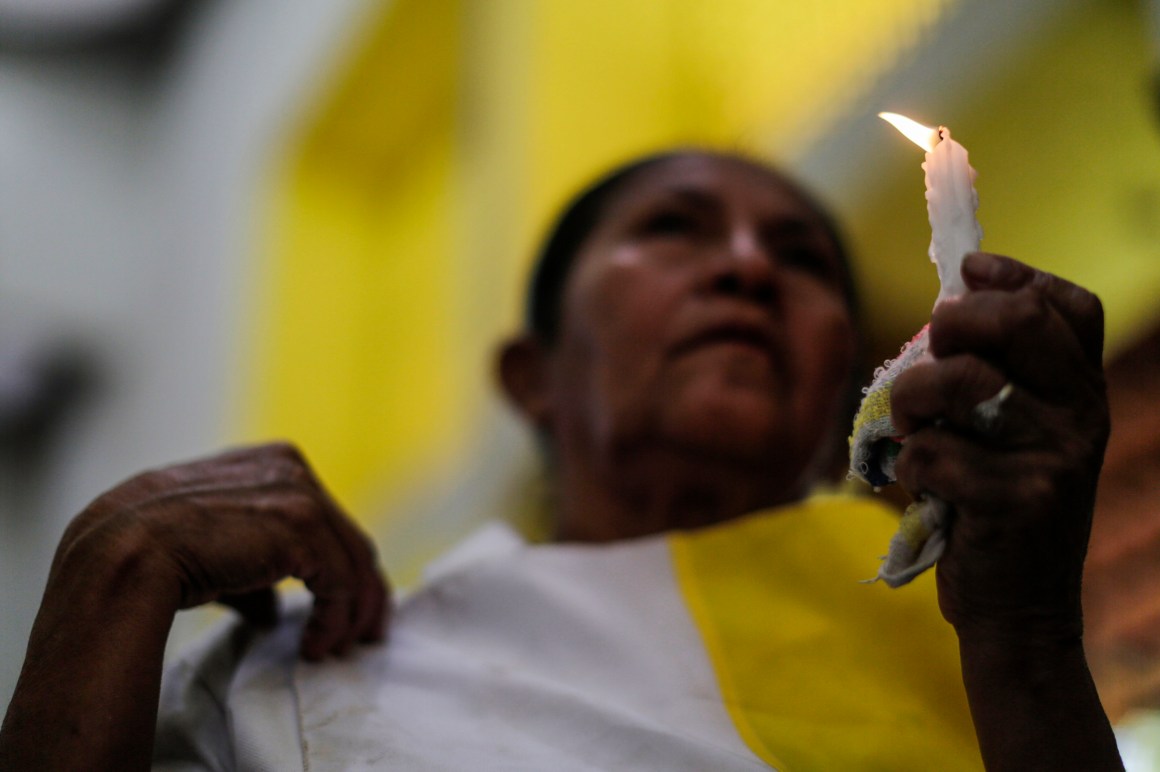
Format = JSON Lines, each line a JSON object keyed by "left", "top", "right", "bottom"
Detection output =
{"left": 936, "top": 126, "right": 950, "bottom": 143}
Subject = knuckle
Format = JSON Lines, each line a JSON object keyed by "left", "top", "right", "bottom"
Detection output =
{"left": 1006, "top": 287, "right": 1051, "bottom": 332}
{"left": 1038, "top": 271, "right": 1102, "bottom": 324}
{"left": 1005, "top": 455, "right": 1061, "bottom": 510}
{"left": 278, "top": 491, "right": 324, "bottom": 529}
{"left": 214, "top": 443, "right": 268, "bottom": 465}
{"left": 255, "top": 453, "right": 314, "bottom": 490}
{"left": 260, "top": 440, "right": 308, "bottom": 467}
{"left": 274, "top": 457, "right": 312, "bottom": 486}
{"left": 1019, "top": 470, "right": 1056, "bottom": 509}
{"left": 1071, "top": 285, "right": 1103, "bottom": 327}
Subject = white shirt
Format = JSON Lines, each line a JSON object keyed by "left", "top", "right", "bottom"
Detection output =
{"left": 153, "top": 522, "right": 768, "bottom": 771}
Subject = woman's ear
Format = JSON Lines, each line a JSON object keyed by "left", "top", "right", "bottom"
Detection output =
{"left": 497, "top": 334, "right": 553, "bottom": 430}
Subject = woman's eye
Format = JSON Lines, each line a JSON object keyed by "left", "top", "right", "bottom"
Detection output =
{"left": 778, "top": 244, "right": 833, "bottom": 278}
{"left": 642, "top": 210, "right": 696, "bottom": 237}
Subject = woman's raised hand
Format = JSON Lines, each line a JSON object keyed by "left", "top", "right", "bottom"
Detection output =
{"left": 891, "top": 252, "right": 1107, "bottom": 641}
{"left": 890, "top": 252, "right": 1121, "bottom": 770}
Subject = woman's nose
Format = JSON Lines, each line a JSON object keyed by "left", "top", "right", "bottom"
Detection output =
{"left": 707, "top": 230, "right": 777, "bottom": 305}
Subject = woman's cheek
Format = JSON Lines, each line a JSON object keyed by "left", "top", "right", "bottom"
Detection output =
{"left": 792, "top": 300, "right": 857, "bottom": 405}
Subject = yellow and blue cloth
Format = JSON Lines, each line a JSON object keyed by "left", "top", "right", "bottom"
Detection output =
{"left": 849, "top": 325, "right": 952, "bottom": 588}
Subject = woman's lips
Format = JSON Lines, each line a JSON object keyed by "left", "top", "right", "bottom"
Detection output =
{"left": 669, "top": 319, "right": 792, "bottom": 385}
{"left": 673, "top": 320, "right": 780, "bottom": 359}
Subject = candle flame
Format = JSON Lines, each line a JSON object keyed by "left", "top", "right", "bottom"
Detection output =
{"left": 879, "top": 112, "right": 940, "bottom": 153}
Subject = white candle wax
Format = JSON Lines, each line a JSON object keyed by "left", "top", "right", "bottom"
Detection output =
{"left": 923, "top": 126, "right": 982, "bottom": 306}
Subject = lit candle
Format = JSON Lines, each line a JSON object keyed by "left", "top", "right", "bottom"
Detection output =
{"left": 879, "top": 112, "right": 982, "bottom": 306}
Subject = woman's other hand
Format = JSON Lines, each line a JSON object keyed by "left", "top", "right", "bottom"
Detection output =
{"left": 59, "top": 441, "right": 390, "bottom": 659}
{"left": 1, "top": 442, "right": 389, "bottom": 770}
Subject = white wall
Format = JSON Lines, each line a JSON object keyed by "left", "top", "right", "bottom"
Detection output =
{"left": 0, "top": 0, "right": 376, "bottom": 711}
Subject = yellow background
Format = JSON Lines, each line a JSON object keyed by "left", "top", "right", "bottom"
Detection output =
{"left": 236, "top": 0, "right": 1160, "bottom": 526}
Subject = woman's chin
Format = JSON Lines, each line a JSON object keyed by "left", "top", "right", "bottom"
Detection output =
{"left": 659, "top": 390, "right": 790, "bottom": 462}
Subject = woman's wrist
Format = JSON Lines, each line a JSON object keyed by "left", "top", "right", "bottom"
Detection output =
{"left": 1, "top": 517, "right": 182, "bottom": 771}
{"left": 957, "top": 622, "right": 1121, "bottom": 770}
{"left": 53, "top": 507, "right": 185, "bottom": 617}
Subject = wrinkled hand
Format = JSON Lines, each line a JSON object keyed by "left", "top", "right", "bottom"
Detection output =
{"left": 57, "top": 441, "right": 389, "bottom": 660}
{"left": 891, "top": 253, "right": 1108, "bottom": 643}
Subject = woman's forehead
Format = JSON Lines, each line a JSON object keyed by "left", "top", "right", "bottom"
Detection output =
{"left": 572, "top": 151, "right": 858, "bottom": 312}
{"left": 604, "top": 153, "right": 821, "bottom": 220}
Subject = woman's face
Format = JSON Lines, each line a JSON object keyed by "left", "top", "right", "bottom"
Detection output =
{"left": 542, "top": 153, "right": 858, "bottom": 512}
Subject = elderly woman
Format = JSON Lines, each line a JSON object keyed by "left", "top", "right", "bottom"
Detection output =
{"left": 0, "top": 150, "right": 1120, "bottom": 770}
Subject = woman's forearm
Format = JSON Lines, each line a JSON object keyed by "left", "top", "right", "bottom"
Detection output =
{"left": 0, "top": 539, "right": 179, "bottom": 771}
{"left": 958, "top": 632, "right": 1122, "bottom": 771}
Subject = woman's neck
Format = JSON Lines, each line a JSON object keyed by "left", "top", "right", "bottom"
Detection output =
{"left": 552, "top": 444, "right": 806, "bottom": 542}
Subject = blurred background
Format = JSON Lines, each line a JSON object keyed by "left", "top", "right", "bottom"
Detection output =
{"left": 1, "top": 0, "right": 1159, "bottom": 754}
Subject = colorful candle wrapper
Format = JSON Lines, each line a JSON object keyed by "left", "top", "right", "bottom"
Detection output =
{"left": 849, "top": 324, "right": 951, "bottom": 587}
